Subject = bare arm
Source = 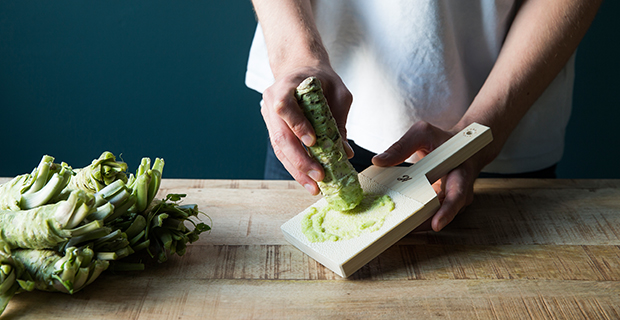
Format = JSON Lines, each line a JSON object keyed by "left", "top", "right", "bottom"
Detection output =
{"left": 251, "top": 0, "right": 353, "bottom": 194}
{"left": 374, "top": 0, "right": 603, "bottom": 231}
{"left": 455, "top": 0, "right": 603, "bottom": 163}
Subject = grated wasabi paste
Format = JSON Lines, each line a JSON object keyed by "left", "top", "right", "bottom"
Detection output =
{"left": 301, "top": 193, "right": 395, "bottom": 242}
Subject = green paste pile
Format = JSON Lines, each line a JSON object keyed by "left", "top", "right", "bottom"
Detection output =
{"left": 296, "top": 77, "right": 394, "bottom": 242}
{"left": 0, "top": 152, "right": 210, "bottom": 314}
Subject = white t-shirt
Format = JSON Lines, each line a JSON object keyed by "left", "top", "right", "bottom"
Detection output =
{"left": 246, "top": 0, "right": 575, "bottom": 174}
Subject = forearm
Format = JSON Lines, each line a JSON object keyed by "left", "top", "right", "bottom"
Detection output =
{"left": 455, "top": 0, "right": 602, "bottom": 166}
{"left": 251, "top": 0, "right": 329, "bottom": 78}
{"left": 251, "top": 0, "right": 353, "bottom": 194}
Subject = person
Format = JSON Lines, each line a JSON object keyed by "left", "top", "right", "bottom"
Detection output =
{"left": 245, "top": 0, "right": 602, "bottom": 232}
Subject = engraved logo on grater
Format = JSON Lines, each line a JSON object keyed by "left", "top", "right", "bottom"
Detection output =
{"left": 397, "top": 175, "right": 412, "bottom": 182}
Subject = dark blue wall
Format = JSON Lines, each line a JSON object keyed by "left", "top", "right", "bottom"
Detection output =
{"left": 556, "top": 0, "right": 620, "bottom": 179}
{"left": 0, "top": 1, "right": 618, "bottom": 179}
{"left": 0, "top": 1, "right": 265, "bottom": 179}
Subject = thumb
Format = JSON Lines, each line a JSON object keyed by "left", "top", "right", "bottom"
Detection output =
{"left": 372, "top": 122, "right": 444, "bottom": 167}
{"left": 337, "top": 125, "right": 355, "bottom": 159}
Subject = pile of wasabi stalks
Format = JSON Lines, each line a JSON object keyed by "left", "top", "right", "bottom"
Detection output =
{"left": 0, "top": 152, "right": 210, "bottom": 315}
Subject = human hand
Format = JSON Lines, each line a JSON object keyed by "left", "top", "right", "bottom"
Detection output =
{"left": 372, "top": 121, "right": 488, "bottom": 232}
{"left": 261, "top": 65, "right": 353, "bottom": 195}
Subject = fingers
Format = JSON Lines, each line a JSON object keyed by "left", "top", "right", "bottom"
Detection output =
{"left": 372, "top": 122, "right": 448, "bottom": 167}
{"left": 372, "top": 121, "right": 480, "bottom": 232}
{"left": 412, "top": 217, "right": 433, "bottom": 232}
{"left": 343, "top": 139, "right": 354, "bottom": 159}
{"left": 263, "top": 79, "right": 316, "bottom": 147}
{"left": 261, "top": 101, "right": 323, "bottom": 195}
{"left": 260, "top": 68, "right": 353, "bottom": 194}
{"left": 430, "top": 167, "right": 475, "bottom": 232}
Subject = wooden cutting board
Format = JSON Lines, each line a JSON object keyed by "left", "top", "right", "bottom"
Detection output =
{"left": 281, "top": 123, "right": 493, "bottom": 277}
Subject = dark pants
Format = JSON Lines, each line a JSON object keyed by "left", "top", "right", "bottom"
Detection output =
{"left": 263, "top": 139, "right": 556, "bottom": 180}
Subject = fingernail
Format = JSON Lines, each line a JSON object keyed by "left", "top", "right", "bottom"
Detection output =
{"left": 308, "top": 170, "right": 321, "bottom": 182}
{"left": 373, "top": 153, "right": 388, "bottom": 161}
{"left": 436, "top": 218, "right": 446, "bottom": 231}
{"left": 304, "top": 183, "right": 315, "bottom": 194}
{"left": 301, "top": 135, "right": 314, "bottom": 146}
{"left": 344, "top": 140, "right": 354, "bottom": 158}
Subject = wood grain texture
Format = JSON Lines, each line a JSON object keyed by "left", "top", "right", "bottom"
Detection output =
{"left": 6, "top": 279, "right": 619, "bottom": 319}
{"left": 2, "top": 178, "right": 620, "bottom": 319}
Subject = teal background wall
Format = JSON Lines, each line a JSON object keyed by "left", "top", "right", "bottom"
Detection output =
{"left": 0, "top": 1, "right": 618, "bottom": 179}
{"left": 556, "top": 0, "right": 620, "bottom": 179}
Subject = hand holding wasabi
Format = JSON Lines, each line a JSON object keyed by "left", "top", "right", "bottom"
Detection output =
{"left": 260, "top": 63, "right": 353, "bottom": 195}
{"left": 295, "top": 77, "right": 363, "bottom": 210}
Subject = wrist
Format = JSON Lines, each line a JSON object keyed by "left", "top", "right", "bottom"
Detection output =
{"left": 269, "top": 40, "right": 330, "bottom": 79}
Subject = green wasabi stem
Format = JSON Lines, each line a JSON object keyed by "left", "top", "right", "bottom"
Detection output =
{"left": 163, "top": 218, "right": 185, "bottom": 231}
{"left": 65, "top": 201, "right": 94, "bottom": 229}
{"left": 90, "top": 180, "right": 136, "bottom": 222}
{"left": 98, "top": 211, "right": 148, "bottom": 257}
{"left": 11, "top": 247, "right": 109, "bottom": 294}
{"left": 175, "top": 239, "right": 187, "bottom": 256}
{"left": 123, "top": 215, "right": 147, "bottom": 239}
{"left": 96, "top": 252, "right": 118, "bottom": 260}
{"left": 142, "top": 194, "right": 210, "bottom": 263}
{"left": 87, "top": 202, "right": 115, "bottom": 221}
{"left": 95, "top": 246, "right": 133, "bottom": 261}
{"left": 133, "top": 174, "right": 150, "bottom": 213}
{"left": 127, "top": 157, "right": 164, "bottom": 214}
{"left": 95, "top": 180, "right": 128, "bottom": 204}
{"left": 93, "top": 229, "right": 130, "bottom": 252}
{"left": 71, "top": 267, "right": 89, "bottom": 291}
{"left": 295, "top": 77, "right": 363, "bottom": 211}
{"left": 27, "top": 155, "right": 54, "bottom": 193}
{"left": 115, "top": 246, "right": 134, "bottom": 259}
{"left": 92, "top": 229, "right": 123, "bottom": 248}
{"left": 21, "top": 161, "right": 73, "bottom": 210}
{"left": 156, "top": 229, "right": 174, "bottom": 253}
{"left": 94, "top": 180, "right": 124, "bottom": 202}
{"left": 152, "top": 213, "right": 169, "bottom": 228}
{"left": 83, "top": 260, "right": 109, "bottom": 287}
{"left": 147, "top": 158, "right": 164, "bottom": 205}
{"left": 60, "top": 226, "right": 110, "bottom": 251}
{"left": 0, "top": 155, "right": 74, "bottom": 211}
{"left": 0, "top": 190, "right": 102, "bottom": 250}
{"left": 68, "top": 220, "right": 105, "bottom": 237}
{"left": 129, "top": 230, "right": 146, "bottom": 246}
{"left": 68, "top": 151, "right": 128, "bottom": 193}
{"left": 104, "top": 195, "right": 136, "bottom": 223}
{"left": 131, "top": 239, "right": 150, "bottom": 252}
{"left": 107, "top": 187, "right": 131, "bottom": 207}
{"left": 0, "top": 175, "right": 28, "bottom": 211}
{"left": 0, "top": 241, "right": 28, "bottom": 316}
{"left": 0, "top": 265, "right": 16, "bottom": 296}
{"left": 128, "top": 158, "right": 164, "bottom": 212}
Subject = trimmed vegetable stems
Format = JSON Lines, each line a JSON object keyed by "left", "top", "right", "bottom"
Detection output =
{"left": 0, "top": 152, "right": 210, "bottom": 315}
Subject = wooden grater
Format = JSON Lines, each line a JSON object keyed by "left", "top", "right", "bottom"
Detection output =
{"left": 281, "top": 122, "right": 493, "bottom": 277}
